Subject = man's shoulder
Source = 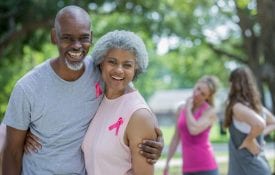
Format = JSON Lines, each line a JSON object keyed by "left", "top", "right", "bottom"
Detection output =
{"left": 84, "top": 55, "right": 96, "bottom": 68}
{"left": 17, "top": 59, "right": 49, "bottom": 87}
{"left": 84, "top": 55, "right": 101, "bottom": 78}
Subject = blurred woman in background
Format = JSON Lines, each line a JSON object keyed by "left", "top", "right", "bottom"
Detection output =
{"left": 164, "top": 75, "right": 219, "bottom": 175}
{"left": 224, "top": 67, "right": 275, "bottom": 175}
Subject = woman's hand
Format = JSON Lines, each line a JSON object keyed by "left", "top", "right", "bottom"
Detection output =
{"left": 163, "top": 165, "right": 169, "bottom": 175}
{"left": 24, "top": 131, "right": 42, "bottom": 154}
{"left": 239, "top": 138, "right": 260, "bottom": 156}
{"left": 185, "top": 97, "right": 193, "bottom": 111}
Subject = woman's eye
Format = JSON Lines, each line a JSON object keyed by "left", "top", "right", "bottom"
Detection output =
{"left": 124, "top": 64, "right": 133, "bottom": 68}
{"left": 108, "top": 60, "right": 116, "bottom": 64}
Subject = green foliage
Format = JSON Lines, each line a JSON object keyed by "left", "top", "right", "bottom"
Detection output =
{"left": 0, "top": 43, "right": 57, "bottom": 120}
{"left": 0, "top": 0, "right": 263, "bottom": 119}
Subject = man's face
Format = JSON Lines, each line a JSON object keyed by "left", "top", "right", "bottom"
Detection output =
{"left": 53, "top": 16, "right": 91, "bottom": 71}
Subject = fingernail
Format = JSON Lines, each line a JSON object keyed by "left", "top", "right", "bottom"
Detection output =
{"left": 138, "top": 144, "right": 141, "bottom": 148}
{"left": 140, "top": 150, "right": 143, "bottom": 154}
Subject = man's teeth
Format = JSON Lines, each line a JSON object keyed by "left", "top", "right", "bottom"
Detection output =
{"left": 68, "top": 52, "right": 82, "bottom": 59}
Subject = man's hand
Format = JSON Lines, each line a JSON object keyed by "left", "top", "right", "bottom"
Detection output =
{"left": 139, "top": 127, "right": 164, "bottom": 164}
{"left": 24, "top": 131, "right": 42, "bottom": 154}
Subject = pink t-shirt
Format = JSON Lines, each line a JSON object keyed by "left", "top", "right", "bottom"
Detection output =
{"left": 82, "top": 90, "right": 152, "bottom": 175}
{"left": 177, "top": 102, "right": 218, "bottom": 173}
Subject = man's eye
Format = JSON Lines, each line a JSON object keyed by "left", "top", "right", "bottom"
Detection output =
{"left": 61, "top": 36, "right": 72, "bottom": 41}
{"left": 80, "top": 37, "right": 90, "bottom": 42}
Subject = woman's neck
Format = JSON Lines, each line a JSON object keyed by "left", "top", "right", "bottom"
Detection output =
{"left": 105, "top": 85, "right": 135, "bottom": 99}
{"left": 192, "top": 101, "right": 205, "bottom": 111}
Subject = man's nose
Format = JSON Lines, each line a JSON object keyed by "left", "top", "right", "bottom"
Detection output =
{"left": 71, "top": 40, "right": 82, "bottom": 49}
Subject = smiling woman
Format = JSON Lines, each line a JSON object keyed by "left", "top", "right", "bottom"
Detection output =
{"left": 81, "top": 30, "right": 159, "bottom": 175}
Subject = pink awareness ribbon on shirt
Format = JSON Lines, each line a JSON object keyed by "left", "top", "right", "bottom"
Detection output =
{"left": 108, "top": 117, "right": 124, "bottom": 136}
{"left": 95, "top": 82, "right": 103, "bottom": 98}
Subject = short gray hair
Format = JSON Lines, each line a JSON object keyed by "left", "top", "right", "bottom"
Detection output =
{"left": 91, "top": 30, "right": 148, "bottom": 79}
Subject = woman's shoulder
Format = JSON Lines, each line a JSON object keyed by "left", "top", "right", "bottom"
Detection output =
{"left": 202, "top": 105, "right": 217, "bottom": 120}
{"left": 131, "top": 108, "right": 157, "bottom": 125}
{"left": 232, "top": 102, "right": 252, "bottom": 113}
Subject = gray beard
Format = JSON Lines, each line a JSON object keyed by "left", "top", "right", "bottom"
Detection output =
{"left": 65, "top": 58, "right": 84, "bottom": 71}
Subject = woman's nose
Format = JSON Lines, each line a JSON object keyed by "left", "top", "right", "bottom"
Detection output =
{"left": 115, "top": 64, "right": 124, "bottom": 74}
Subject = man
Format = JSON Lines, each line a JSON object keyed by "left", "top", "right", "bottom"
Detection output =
{"left": 2, "top": 5, "right": 162, "bottom": 174}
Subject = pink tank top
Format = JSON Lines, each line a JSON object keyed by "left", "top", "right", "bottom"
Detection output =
{"left": 82, "top": 90, "right": 151, "bottom": 175}
{"left": 177, "top": 102, "right": 217, "bottom": 172}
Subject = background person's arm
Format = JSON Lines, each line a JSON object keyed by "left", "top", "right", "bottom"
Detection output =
{"left": 126, "top": 109, "right": 157, "bottom": 175}
{"left": 262, "top": 107, "right": 275, "bottom": 136}
{"left": 233, "top": 103, "right": 265, "bottom": 155}
{"left": 185, "top": 98, "right": 217, "bottom": 135}
{"left": 163, "top": 105, "right": 182, "bottom": 175}
{"left": 2, "top": 126, "right": 27, "bottom": 175}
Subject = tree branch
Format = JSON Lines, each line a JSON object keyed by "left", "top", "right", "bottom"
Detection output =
{"left": 207, "top": 43, "right": 247, "bottom": 64}
{"left": 0, "top": 19, "right": 53, "bottom": 57}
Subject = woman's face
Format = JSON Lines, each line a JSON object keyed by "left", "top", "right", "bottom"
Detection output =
{"left": 100, "top": 48, "right": 137, "bottom": 98}
{"left": 192, "top": 82, "right": 210, "bottom": 105}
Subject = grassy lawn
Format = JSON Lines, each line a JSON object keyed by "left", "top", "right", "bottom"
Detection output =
{"left": 154, "top": 159, "right": 275, "bottom": 175}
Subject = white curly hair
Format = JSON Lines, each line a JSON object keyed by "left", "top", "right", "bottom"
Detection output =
{"left": 91, "top": 30, "right": 148, "bottom": 80}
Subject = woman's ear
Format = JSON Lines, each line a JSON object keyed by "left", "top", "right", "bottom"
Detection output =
{"left": 99, "top": 63, "right": 103, "bottom": 72}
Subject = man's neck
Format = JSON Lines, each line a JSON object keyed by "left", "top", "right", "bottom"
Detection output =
{"left": 50, "top": 58, "right": 85, "bottom": 81}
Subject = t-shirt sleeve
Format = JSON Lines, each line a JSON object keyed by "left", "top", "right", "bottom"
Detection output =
{"left": 3, "top": 83, "right": 31, "bottom": 130}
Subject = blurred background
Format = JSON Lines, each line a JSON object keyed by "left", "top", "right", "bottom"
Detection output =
{"left": 0, "top": 0, "right": 274, "bottom": 174}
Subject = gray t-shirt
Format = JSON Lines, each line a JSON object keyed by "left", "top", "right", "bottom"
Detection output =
{"left": 4, "top": 57, "right": 103, "bottom": 174}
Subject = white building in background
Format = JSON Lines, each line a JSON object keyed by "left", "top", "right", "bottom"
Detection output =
{"left": 148, "top": 89, "right": 228, "bottom": 126}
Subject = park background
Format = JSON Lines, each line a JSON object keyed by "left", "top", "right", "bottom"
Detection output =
{"left": 0, "top": 0, "right": 275, "bottom": 174}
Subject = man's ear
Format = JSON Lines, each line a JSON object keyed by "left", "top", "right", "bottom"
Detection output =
{"left": 90, "top": 31, "right": 93, "bottom": 44}
{"left": 51, "top": 28, "right": 57, "bottom": 44}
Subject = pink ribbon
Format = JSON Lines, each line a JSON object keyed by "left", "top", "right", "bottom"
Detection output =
{"left": 95, "top": 82, "right": 103, "bottom": 98}
{"left": 108, "top": 117, "right": 124, "bottom": 135}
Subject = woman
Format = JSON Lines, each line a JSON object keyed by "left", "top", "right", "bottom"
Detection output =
{"left": 224, "top": 67, "right": 275, "bottom": 175}
{"left": 164, "top": 76, "right": 219, "bottom": 175}
{"left": 81, "top": 30, "right": 158, "bottom": 175}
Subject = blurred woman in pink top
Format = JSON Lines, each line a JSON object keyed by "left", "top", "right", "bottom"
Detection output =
{"left": 164, "top": 76, "right": 219, "bottom": 175}
{"left": 81, "top": 30, "right": 158, "bottom": 175}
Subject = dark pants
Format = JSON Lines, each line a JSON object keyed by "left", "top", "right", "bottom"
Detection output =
{"left": 183, "top": 169, "right": 219, "bottom": 175}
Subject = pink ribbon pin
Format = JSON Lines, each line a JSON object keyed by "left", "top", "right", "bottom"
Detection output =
{"left": 95, "top": 82, "right": 103, "bottom": 98}
{"left": 108, "top": 117, "right": 124, "bottom": 136}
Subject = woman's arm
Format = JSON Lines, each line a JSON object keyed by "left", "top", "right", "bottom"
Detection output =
{"left": 185, "top": 98, "right": 217, "bottom": 135}
{"left": 138, "top": 127, "right": 163, "bottom": 164}
{"left": 126, "top": 109, "right": 157, "bottom": 175}
{"left": 163, "top": 105, "right": 182, "bottom": 175}
{"left": 233, "top": 103, "right": 266, "bottom": 155}
{"left": 262, "top": 107, "right": 275, "bottom": 136}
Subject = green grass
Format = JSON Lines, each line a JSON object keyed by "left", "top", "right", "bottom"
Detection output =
{"left": 155, "top": 158, "right": 275, "bottom": 175}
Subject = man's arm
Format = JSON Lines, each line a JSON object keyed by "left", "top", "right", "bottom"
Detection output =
{"left": 2, "top": 126, "right": 27, "bottom": 175}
